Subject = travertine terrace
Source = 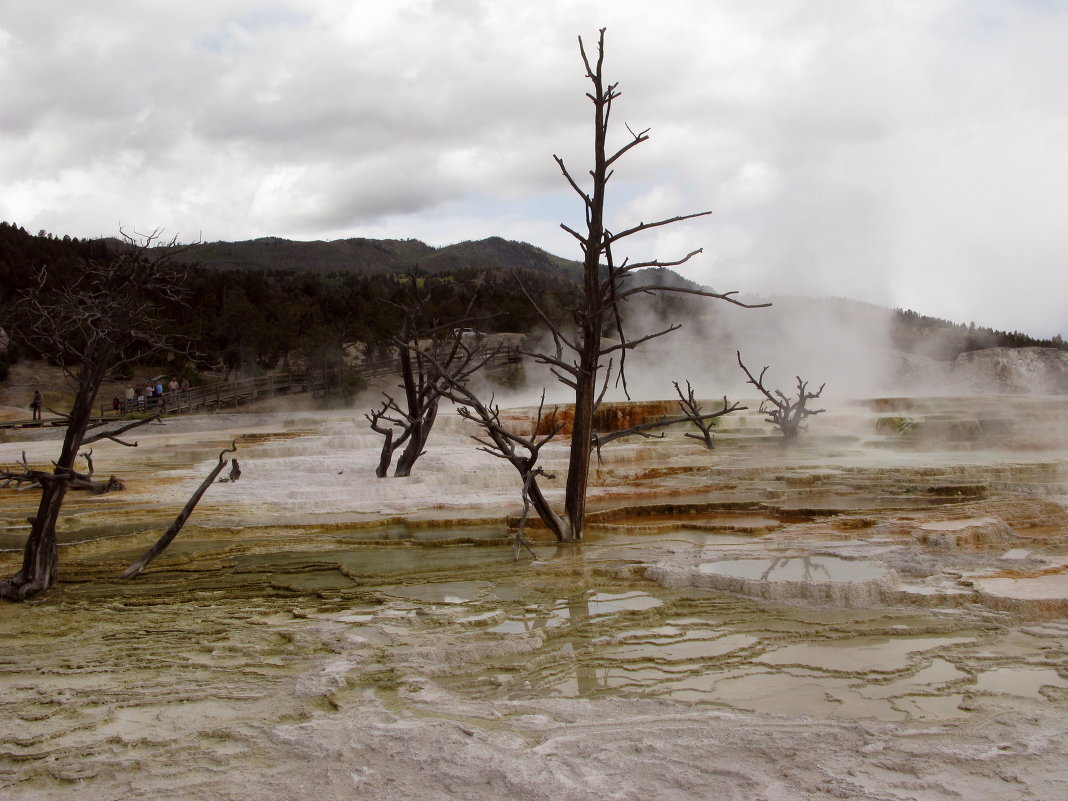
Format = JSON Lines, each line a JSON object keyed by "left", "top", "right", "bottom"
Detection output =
{"left": 1, "top": 393, "right": 1066, "bottom": 800}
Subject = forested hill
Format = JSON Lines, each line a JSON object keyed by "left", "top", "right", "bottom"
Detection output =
{"left": 1, "top": 222, "right": 1063, "bottom": 383}
{"left": 0, "top": 222, "right": 584, "bottom": 379}
{"left": 152, "top": 234, "right": 584, "bottom": 280}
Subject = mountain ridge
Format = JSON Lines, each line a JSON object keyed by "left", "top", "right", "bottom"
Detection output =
{"left": 158, "top": 234, "right": 584, "bottom": 280}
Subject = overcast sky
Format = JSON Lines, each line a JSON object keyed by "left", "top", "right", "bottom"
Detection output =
{"left": 2, "top": 0, "right": 1065, "bottom": 338}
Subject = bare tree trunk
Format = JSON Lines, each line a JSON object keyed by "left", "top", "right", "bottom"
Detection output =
{"left": 392, "top": 340, "right": 430, "bottom": 478}
{"left": 562, "top": 369, "right": 594, "bottom": 541}
{"left": 527, "top": 475, "right": 567, "bottom": 541}
{"left": 9, "top": 480, "right": 65, "bottom": 597}
{"left": 1, "top": 354, "right": 108, "bottom": 600}
{"left": 393, "top": 398, "right": 438, "bottom": 478}
{"left": 374, "top": 429, "right": 394, "bottom": 478}
{"left": 670, "top": 381, "right": 744, "bottom": 449}
{"left": 559, "top": 33, "right": 611, "bottom": 544}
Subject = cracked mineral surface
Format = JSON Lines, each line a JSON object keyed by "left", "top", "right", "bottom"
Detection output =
{"left": 1, "top": 395, "right": 1066, "bottom": 800}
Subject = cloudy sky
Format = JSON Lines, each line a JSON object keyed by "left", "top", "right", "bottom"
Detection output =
{"left": 2, "top": 0, "right": 1065, "bottom": 338}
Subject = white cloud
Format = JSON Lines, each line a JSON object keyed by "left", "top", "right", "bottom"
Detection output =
{"left": 1, "top": 0, "right": 1066, "bottom": 337}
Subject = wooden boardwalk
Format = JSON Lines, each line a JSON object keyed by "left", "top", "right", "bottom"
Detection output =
{"left": 104, "top": 371, "right": 329, "bottom": 418}
{"left": 0, "top": 346, "right": 521, "bottom": 430}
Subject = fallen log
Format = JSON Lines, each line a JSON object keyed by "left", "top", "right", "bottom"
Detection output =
{"left": 120, "top": 441, "right": 237, "bottom": 579}
{"left": 1, "top": 413, "right": 160, "bottom": 495}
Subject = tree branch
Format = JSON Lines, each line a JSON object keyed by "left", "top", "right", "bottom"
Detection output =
{"left": 83, "top": 413, "right": 162, "bottom": 446}
{"left": 606, "top": 211, "right": 713, "bottom": 245}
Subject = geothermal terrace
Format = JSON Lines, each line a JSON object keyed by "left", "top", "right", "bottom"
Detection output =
{"left": 1, "top": 393, "right": 1067, "bottom": 800}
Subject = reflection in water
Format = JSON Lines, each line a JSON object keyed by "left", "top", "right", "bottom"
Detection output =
{"left": 974, "top": 666, "right": 1068, "bottom": 698}
{"left": 5, "top": 517, "right": 1061, "bottom": 728}
{"left": 460, "top": 556, "right": 1034, "bottom": 723}
{"left": 565, "top": 592, "right": 599, "bottom": 696}
{"left": 699, "top": 556, "right": 891, "bottom": 583}
{"left": 379, "top": 580, "right": 492, "bottom": 604}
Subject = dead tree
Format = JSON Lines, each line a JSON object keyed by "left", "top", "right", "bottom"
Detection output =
{"left": 589, "top": 396, "right": 748, "bottom": 458}
{"left": 392, "top": 337, "right": 567, "bottom": 551}
{"left": 121, "top": 441, "right": 237, "bottom": 579}
{"left": 367, "top": 275, "right": 488, "bottom": 478}
{"left": 671, "top": 381, "right": 744, "bottom": 449}
{"left": 441, "top": 29, "right": 765, "bottom": 542}
{"left": 446, "top": 381, "right": 568, "bottom": 537}
{"left": 0, "top": 230, "right": 189, "bottom": 601}
{"left": 737, "top": 351, "right": 825, "bottom": 445}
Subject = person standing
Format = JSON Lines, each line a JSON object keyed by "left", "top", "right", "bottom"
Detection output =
{"left": 31, "top": 390, "right": 42, "bottom": 421}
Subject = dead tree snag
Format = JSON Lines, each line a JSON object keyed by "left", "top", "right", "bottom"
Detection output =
{"left": 444, "top": 29, "right": 766, "bottom": 542}
{"left": 671, "top": 381, "right": 744, "bottom": 449}
{"left": 121, "top": 442, "right": 237, "bottom": 579}
{"left": 0, "top": 230, "right": 189, "bottom": 601}
{"left": 367, "top": 275, "right": 488, "bottom": 478}
{"left": 737, "top": 351, "right": 826, "bottom": 445}
{"left": 407, "top": 343, "right": 568, "bottom": 543}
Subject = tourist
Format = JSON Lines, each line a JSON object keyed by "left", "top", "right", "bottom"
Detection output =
{"left": 30, "top": 390, "right": 42, "bottom": 421}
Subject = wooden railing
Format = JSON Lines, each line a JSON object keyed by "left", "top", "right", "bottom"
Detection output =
{"left": 105, "top": 371, "right": 321, "bottom": 417}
